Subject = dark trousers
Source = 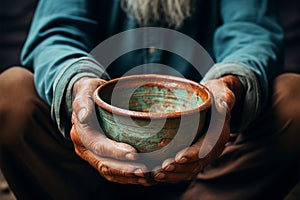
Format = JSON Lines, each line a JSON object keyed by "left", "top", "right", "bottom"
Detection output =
{"left": 0, "top": 67, "right": 299, "bottom": 200}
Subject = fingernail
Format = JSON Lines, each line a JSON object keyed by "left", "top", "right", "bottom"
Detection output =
{"left": 125, "top": 152, "right": 136, "bottom": 160}
{"left": 78, "top": 108, "right": 87, "bottom": 123}
{"left": 134, "top": 169, "right": 145, "bottom": 177}
{"left": 164, "top": 164, "right": 175, "bottom": 172}
{"left": 154, "top": 172, "right": 165, "bottom": 180}
{"left": 177, "top": 157, "right": 188, "bottom": 164}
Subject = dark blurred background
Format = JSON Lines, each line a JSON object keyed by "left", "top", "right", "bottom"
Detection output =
{"left": 0, "top": 0, "right": 38, "bottom": 73}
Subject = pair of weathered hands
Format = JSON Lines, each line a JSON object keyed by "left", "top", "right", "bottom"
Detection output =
{"left": 70, "top": 75, "right": 243, "bottom": 186}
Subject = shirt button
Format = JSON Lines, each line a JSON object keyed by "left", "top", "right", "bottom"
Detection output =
{"left": 148, "top": 46, "right": 156, "bottom": 54}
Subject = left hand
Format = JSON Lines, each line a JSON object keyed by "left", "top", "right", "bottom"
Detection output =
{"left": 152, "top": 75, "right": 243, "bottom": 182}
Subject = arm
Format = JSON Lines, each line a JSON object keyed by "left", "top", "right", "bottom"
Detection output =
{"left": 20, "top": 0, "right": 108, "bottom": 137}
{"left": 203, "top": 0, "right": 284, "bottom": 132}
{"left": 153, "top": 0, "right": 284, "bottom": 182}
{"left": 21, "top": 0, "right": 153, "bottom": 185}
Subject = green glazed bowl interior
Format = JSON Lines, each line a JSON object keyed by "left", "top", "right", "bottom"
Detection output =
{"left": 94, "top": 74, "right": 211, "bottom": 153}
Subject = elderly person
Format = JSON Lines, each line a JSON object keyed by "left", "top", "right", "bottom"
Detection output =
{"left": 1, "top": 0, "right": 299, "bottom": 199}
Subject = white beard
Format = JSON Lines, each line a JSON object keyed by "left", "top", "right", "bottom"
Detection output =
{"left": 120, "top": 0, "right": 194, "bottom": 29}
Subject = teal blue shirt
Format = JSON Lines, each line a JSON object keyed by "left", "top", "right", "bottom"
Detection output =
{"left": 21, "top": 0, "right": 284, "bottom": 137}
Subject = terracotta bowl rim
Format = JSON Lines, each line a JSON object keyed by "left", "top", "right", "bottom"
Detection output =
{"left": 94, "top": 74, "right": 212, "bottom": 119}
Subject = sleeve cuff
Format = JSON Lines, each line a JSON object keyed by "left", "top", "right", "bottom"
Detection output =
{"left": 202, "top": 62, "right": 262, "bottom": 132}
{"left": 51, "top": 57, "right": 110, "bottom": 138}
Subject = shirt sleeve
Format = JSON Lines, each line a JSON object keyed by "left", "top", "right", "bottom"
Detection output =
{"left": 20, "top": 0, "right": 108, "bottom": 137}
{"left": 203, "top": 0, "right": 284, "bottom": 132}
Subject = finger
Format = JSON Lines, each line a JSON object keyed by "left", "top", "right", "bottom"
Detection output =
{"left": 97, "top": 157, "right": 148, "bottom": 178}
{"left": 73, "top": 137, "right": 144, "bottom": 176}
{"left": 175, "top": 123, "right": 229, "bottom": 164}
{"left": 104, "top": 175, "right": 153, "bottom": 186}
{"left": 213, "top": 90, "right": 235, "bottom": 121}
{"left": 86, "top": 157, "right": 151, "bottom": 186}
{"left": 73, "top": 97, "right": 95, "bottom": 125}
{"left": 98, "top": 138, "right": 138, "bottom": 160}
{"left": 203, "top": 79, "right": 235, "bottom": 114}
{"left": 174, "top": 135, "right": 205, "bottom": 164}
{"left": 153, "top": 167, "right": 199, "bottom": 183}
{"left": 72, "top": 78, "right": 106, "bottom": 124}
{"left": 162, "top": 161, "right": 202, "bottom": 174}
{"left": 71, "top": 121, "right": 138, "bottom": 160}
{"left": 73, "top": 77, "right": 106, "bottom": 98}
{"left": 79, "top": 147, "right": 153, "bottom": 185}
{"left": 162, "top": 158, "right": 176, "bottom": 172}
{"left": 74, "top": 143, "right": 143, "bottom": 178}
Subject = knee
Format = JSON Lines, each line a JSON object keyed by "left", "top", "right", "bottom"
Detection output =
{"left": 272, "top": 73, "right": 300, "bottom": 121}
{"left": 0, "top": 67, "right": 41, "bottom": 148}
{"left": 0, "top": 66, "right": 36, "bottom": 119}
{"left": 0, "top": 66, "right": 34, "bottom": 90}
{"left": 272, "top": 73, "right": 300, "bottom": 155}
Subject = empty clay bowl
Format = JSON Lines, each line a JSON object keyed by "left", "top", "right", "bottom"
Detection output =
{"left": 94, "top": 74, "right": 211, "bottom": 154}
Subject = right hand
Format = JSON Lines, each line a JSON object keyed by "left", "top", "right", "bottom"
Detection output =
{"left": 70, "top": 77, "right": 153, "bottom": 186}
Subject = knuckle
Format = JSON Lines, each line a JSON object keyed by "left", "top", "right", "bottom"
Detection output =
{"left": 74, "top": 147, "right": 82, "bottom": 157}
{"left": 99, "top": 164, "right": 109, "bottom": 174}
{"left": 72, "top": 97, "right": 81, "bottom": 109}
{"left": 98, "top": 162, "right": 114, "bottom": 178}
{"left": 90, "top": 141, "right": 106, "bottom": 156}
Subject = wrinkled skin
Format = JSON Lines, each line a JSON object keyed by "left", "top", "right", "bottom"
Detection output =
{"left": 152, "top": 75, "right": 242, "bottom": 182}
{"left": 70, "top": 77, "right": 151, "bottom": 186}
{"left": 70, "top": 75, "right": 244, "bottom": 185}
